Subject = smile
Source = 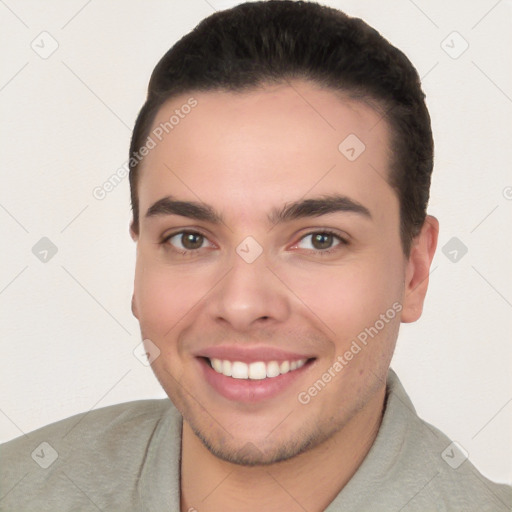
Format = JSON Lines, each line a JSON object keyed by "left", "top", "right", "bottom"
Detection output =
{"left": 198, "top": 354, "right": 316, "bottom": 403}
{"left": 208, "top": 358, "right": 307, "bottom": 380}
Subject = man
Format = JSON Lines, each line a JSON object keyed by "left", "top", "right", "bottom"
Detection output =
{"left": 1, "top": 1, "right": 510, "bottom": 511}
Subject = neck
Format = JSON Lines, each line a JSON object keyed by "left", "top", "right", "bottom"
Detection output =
{"left": 180, "top": 385, "right": 385, "bottom": 512}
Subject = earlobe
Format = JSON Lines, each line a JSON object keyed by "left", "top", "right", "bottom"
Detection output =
{"left": 131, "top": 294, "right": 139, "bottom": 319}
{"left": 401, "top": 215, "right": 439, "bottom": 323}
{"left": 129, "top": 221, "right": 138, "bottom": 241}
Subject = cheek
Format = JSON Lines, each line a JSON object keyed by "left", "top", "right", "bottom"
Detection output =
{"left": 133, "top": 258, "right": 206, "bottom": 337}
{"left": 279, "top": 253, "right": 404, "bottom": 341}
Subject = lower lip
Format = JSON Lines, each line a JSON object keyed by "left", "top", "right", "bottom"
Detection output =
{"left": 198, "top": 358, "right": 314, "bottom": 403}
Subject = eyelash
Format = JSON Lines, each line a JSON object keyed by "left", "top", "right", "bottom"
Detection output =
{"left": 294, "top": 229, "right": 349, "bottom": 256}
{"left": 160, "top": 230, "right": 214, "bottom": 257}
{"left": 160, "top": 229, "right": 349, "bottom": 257}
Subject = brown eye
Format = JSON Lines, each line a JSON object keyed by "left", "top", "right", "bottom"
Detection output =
{"left": 295, "top": 231, "right": 346, "bottom": 253}
{"left": 181, "top": 232, "right": 204, "bottom": 249}
{"left": 166, "top": 231, "right": 212, "bottom": 252}
{"left": 311, "top": 233, "right": 334, "bottom": 250}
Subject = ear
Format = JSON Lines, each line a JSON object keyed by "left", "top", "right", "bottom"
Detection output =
{"left": 401, "top": 215, "right": 439, "bottom": 323}
{"left": 131, "top": 294, "right": 139, "bottom": 320}
{"left": 129, "top": 220, "right": 138, "bottom": 241}
{"left": 129, "top": 220, "right": 139, "bottom": 319}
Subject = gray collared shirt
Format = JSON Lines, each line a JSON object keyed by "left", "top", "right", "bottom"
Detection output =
{"left": 1, "top": 369, "right": 510, "bottom": 511}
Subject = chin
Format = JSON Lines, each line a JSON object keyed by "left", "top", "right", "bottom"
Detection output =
{"left": 188, "top": 415, "right": 335, "bottom": 467}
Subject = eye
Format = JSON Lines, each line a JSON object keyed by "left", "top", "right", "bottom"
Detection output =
{"left": 163, "top": 231, "right": 214, "bottom": 253}
{"left": 294, "top": 231, "right": 348, "bottom": 253}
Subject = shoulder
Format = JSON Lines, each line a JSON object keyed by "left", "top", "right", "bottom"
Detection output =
{"left": 331, "top": 371, "right": 512, "bottom": 511}
{"left": 1, "top": 398, "right": 173, "bottom": 459}
{"left": 386, "top": 371, "right": 512, "bottom": 511}
{"left": 0, "top": 399, "right": 180, "bottom": 511}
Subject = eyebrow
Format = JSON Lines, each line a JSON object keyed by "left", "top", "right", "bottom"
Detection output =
{"left": 145, "top": 194, "right": 372, "bottom": 225}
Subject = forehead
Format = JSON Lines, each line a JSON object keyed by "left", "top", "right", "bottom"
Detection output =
{"left": 137, "top": 81, "right": 395, "bottom": 224}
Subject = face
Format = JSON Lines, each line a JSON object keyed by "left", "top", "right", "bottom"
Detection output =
{"left": 131, "top": 80, "right": 419, "bottom": 465}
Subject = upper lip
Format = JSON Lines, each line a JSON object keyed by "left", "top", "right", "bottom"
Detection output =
{"left": 197, "top": 346, "right": 315, "bottom": 364}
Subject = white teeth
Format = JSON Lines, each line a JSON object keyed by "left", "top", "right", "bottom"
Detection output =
{"left": 209, "top": 358, "right": 308, "bottom": 379}
{"left": 222, "top": 360, "right": 232, "bottom": 377}
{"left": 211, "top": 358, "right": 223, "bottom": 373}
{"left": 249, "top": 361, "right": 267, "bottom": 380}
{"left": 231, "top": 361, "right": 249, "bottom": 379}
{"left": 266, "top": 361, "right": 280, "bottom": 378}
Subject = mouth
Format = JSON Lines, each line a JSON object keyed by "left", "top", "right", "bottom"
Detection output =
{"left": 196, "top": 349, "right": 316, "bottom": 403}
{"left": 206, "top": 357, "right": 309, "bottom": 380}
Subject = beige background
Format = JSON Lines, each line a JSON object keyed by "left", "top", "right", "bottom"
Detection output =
{"left": 0, "top": 0, "right": 511, "bottom": 484}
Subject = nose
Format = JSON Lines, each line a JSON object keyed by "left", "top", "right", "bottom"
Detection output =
{"left": 206, "top": 250, "right": 291, "bottom": 332}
